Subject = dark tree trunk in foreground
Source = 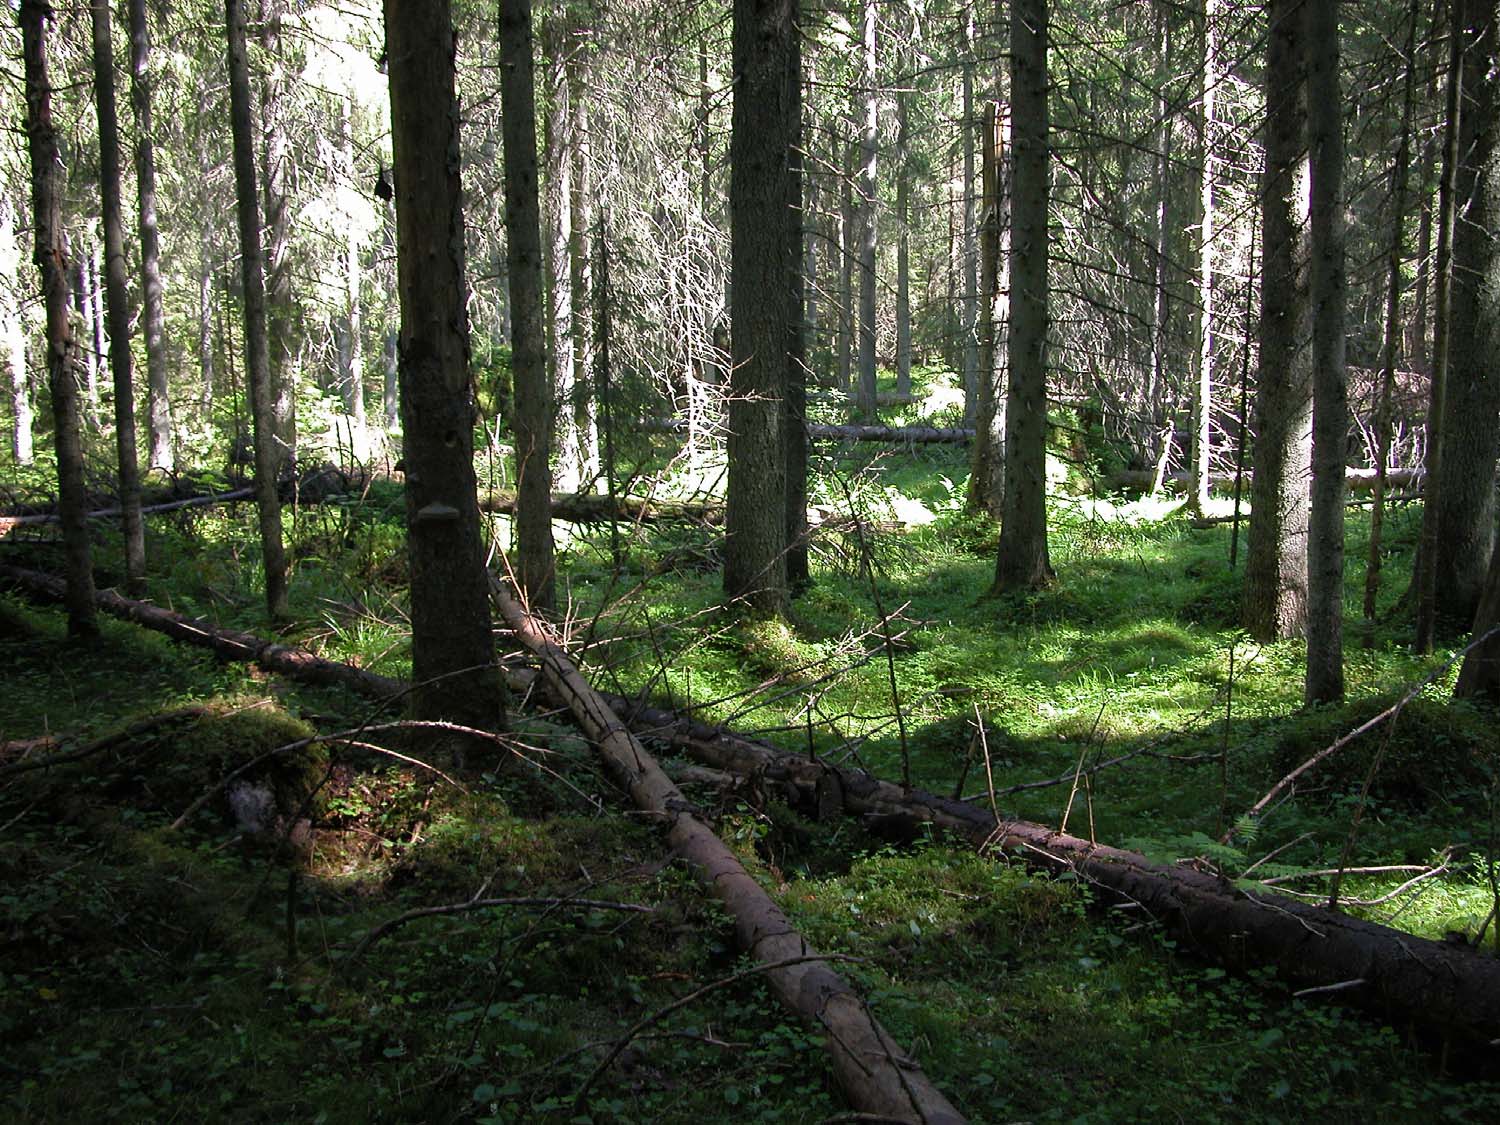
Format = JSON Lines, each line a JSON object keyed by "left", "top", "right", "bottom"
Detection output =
{"left": 1434, "top": 0, "right": 1500, "bottom": 630}
{"left": 225, "top": 0, "right": 289, "bottom": 620}
{"left": 127, "top": 0, "right": 172, "bottom": 471}
{"left": 993, "top": 0, "right": 1053, "bottom": 592}
{"left": 499, "top": 0, "right": 556, "bottom": 612}
{"left": 1303, "top": 0, "right": 1346, "bottom": 704}
{"left": 92, "top": 0, "right": 147, "bottom": 596}
{"left": 22, "top": 0, "right": 96, "bottom": 638}
{"left": 724, "top": 0, "right": 798, "bottom": 616}
{"left": 1243, "top": 0, "right": 1311, "bottom": 642}
{"left": 384, "top": 0, "right": 504, "bottom": 734}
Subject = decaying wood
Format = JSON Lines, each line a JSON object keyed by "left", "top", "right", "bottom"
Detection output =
{"left": 8, "top": 560, "right": 1498, "bottom": 1051}
{"left": 490, "top": 579, "right": 965, "bottom": 1124}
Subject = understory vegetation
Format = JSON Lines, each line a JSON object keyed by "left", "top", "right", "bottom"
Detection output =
{"left": 3, "top": 391, "right": 1499, "bottom": 1123}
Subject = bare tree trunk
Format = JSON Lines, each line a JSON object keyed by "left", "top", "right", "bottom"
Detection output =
{"left": 837, "top": 123, "right": 854, "bottom": 396}
{"left": 854, "top": 0, "right": 878, "bottom": 420}
{"left": 22, "top": 0, "right": 97, "bottom": 637}
{"left": 961, "top": 21, "right": 979, "bottom": 428}
{"left": 894, "top": 90, "right": 912, "bottom": 399}
{"left": 1364, "top": 0, "right": 1420, "bottom": 631}
{"left": 1242, "top": 0, "right": 1312, "bottom": 642}
{"left": 1190, "top": 0, "right": 1219, "bottom": 515}
{"left": 258, "top": 0, "right": 296, "bottom": 479}
{"left": 544, "top": 21, "right": 579, "bottom": 493}
{"left": 785, "top": 19, "right": 808, "bottom": 591}
{"left": 1146, "top": 3, "right": 1174, "bottom": 497}
{"left": 384, "top": 0, "right": 504, "bottom": 737}
{"left": 569, "top": 68, "right": 599, "bottom": 487}
{"left": 724, "top": 0, "right": 797, "bottom": 616}
{"left": 967, "top": 102, "right": 1005, "bottom": 518}
{"left": 91, "top": 0, "right": 146, "bottom": 595}
{"left": 499, "top": 0, "right": 556, "bottom": 612}
{"left": 127, "top": 0, "right": 172, "bottom": 471}
{"left": 994, "top": 0, "right": 1053, "bottom": 592}
{"left": 1, "top": 195, "right": 34, "bottom": 465}
{"left": 1304, "top": 0, "right": 1347, "bottom": 705}
{"left": 337, "top": 93, "right": 366, "bottom": 452}
{"left": 1415, "top": 2, "right": 1465, "bottom": 654}
{"left": 225, "top": 0, "right": 289, "bottom": 620}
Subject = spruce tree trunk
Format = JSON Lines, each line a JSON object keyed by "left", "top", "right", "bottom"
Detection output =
{"left": 967, "top": 102, "right": 1005, "bottom": 518}
{"left": 91, "top": 0, "right": 147, "bottom": 595}
{"left": 854, "top": 0, "right": 878, "bottom": 420}
{"left": 1191, "top": 0, "right": 1218, "bottom": 515}
{"left": 1303, "top": 0, "right": 1347, "bottom": 705}
{"left": 785, "top": 19, "right": 808, "bottom": 591}
{"left": 1, "top": 195, "right": 34, "bottom": 466}
{"left": 724, "top": 0, "right": 797, "bottom": 616}
{"left": 568, "top": 71, "right": 598, "bottom": 487}
{"left": 258, "top": 0, "right": 296, "bottom": 479}
{"left": 993, "top": 0, "right": 1053, "bottom": 592}
{"left": 21, "top": 0, "right": 97, "bottom": 637}
{"left": 384, "top": 0, "right": 504, "bottom": 736}
{"left": 1434, "top": 0, "right": 1500, "bottom": 629}
{"left": 837, "top": 124, "right": 854, "bottom": 397}
{"left": 543, "top": 22, "right": 579, "bottom": 492}
{"left": 499, "top": 0, "right": 556, "bottom": 611}
{"left": 126, "top": 0, "right": 172, "bottom": 471}
{"left": 337, "top": 93, "right": 366, "bottom": 450}
{"left": 225, "top": 0, "right": 289, "bottom": 620}
{"left": 961, "top": 30, "right": 979, "bottom": 428}
{"left": 1242, "top": 0, "right": 1312, "bottom": 642}
{"left": 894, "top": 91, "right": 912, "bottom": 399}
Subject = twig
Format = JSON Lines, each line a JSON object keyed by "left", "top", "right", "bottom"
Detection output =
{"left": 1258, "top": 863, "right": 1431, "bottom": 886}
{"left": 1239, "top": 832, "right": 1315, "bottom": 879}
{"left": 0, "top": 705, "right": 213, "bottom": 779}
{"left": 347, "top": 893, "right": 653, "bottom": 961}
{"left": 1293, "top": 978, "right": 1367, "bottom": 998}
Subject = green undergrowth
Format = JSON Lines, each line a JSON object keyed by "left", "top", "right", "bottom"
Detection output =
{"left": 4, "top": 426, "right": 1500, "bottom": 1119}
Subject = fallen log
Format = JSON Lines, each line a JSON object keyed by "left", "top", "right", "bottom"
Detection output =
{"left": 1104, "top": 467, "right": 1425, "bottom": 495}
{"left": 479, "top": 490, "right": 724, "bottom": 525}
{"left": 0, "top": 561, "right": 964, "bottom": 1121}
{"left": 7, "top": 561, "right": 1497, "bottom": 1050}
{"left": 0, "top": 487, "right": 256, "bottom": 535}
{"left": 490, "top": 580, "right": 965, "bottom": 1123}
{"left": 642, "top": 417, "right": 975, "bottom": 445}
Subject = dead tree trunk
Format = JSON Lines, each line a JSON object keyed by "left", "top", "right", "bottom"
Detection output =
{"left": 490, "top": 579, "right": 965, "bottom": 1125}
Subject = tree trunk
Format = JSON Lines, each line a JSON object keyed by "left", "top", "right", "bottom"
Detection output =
{"left": 837, "top": 122, "right": 854, "bottom": 397}
{"left": 257, "top": 0, "right": 297, "bottom": 480}
{"left": 544, "top": 21, "right": 579, "bottom": 493}
{"left": 1433, "top": 0, "right": 1500, "bottom": 630}
{"left": 499, "top": 0, "right": 556, "bottom": 612}
{"left": 91, "top": 0, "right": 147, "bottom": 595}
{"left": 1190, "top": 0, "right": 1218, "bottom": 515}
{"left": 894, "top": 91, "right": 912, "bottom": 399}
{"left": 1242, "top": 0, "right": 1312, "bottom": 642}
{"left": 1415, "top": 1, "right": 1465, "bottom": 654}
{"left": 724, "top": 0, "right": 798, "bottom": 616}
{"left": 1, "top": 194, "right": 34, "bottom": 466}
{"left": 785, "top": 22, "right": 809, "bottom": 591}
{"left": 490, "top": 581, "right": 964, "bottom": 1125}
{"left": 960, "top": 15, "right": 979, "bottom": 428}
{"left": 225, "top": 0, "right": 289, "bottom": 620}
{"left": 384, "top": 0, "right": 504, "bottom": 739}
{"left": 994, "top": 0, "right": 1053, "bottom": 592}
{"left": 1364, "top": 0, "right": 1420, "bottom": 631}
{"left": 21, "top": 0, "right": 97, "bottom": 637}
{"left": 337, "top": 93, "right": 366, "bottom": 451}
{"left": 854, "top": 0, "right": 878, "bottom": 420}
{"left": 568, "top": 66, "right": 599, "bottom": 488}
{"left": 126, "top": 0, "right": 172, "bottom": 471}
{"left": 967, "top": 102, "right": 1006, "bottom": 518}
{"left": 1304, "top": 0, "right": 1348, "bottom": 705}
{"left": 1146, "top": 3, "right": 1174, "bottom": 497}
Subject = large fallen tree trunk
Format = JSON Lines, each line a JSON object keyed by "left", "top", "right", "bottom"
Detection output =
{"left": 6, "top": 560, "right": 1497, "bottom": 1050}
{"left": 1104, "top": 467, "right": 1424, "bottom": 495}
{"left": 490, "top": 580, "right": 965, "bottom": 1123}
{"left": 641, "top": 417, "right": 975, "bottom": 444}
{"left": 479, "top": 490, "right": 724, "bottom": 525}
{"left": 0, "top": 487, "right": 256, "bottom": 534}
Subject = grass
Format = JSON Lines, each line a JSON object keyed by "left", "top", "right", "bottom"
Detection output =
{"left": 3, "top": 397, "right": 1499, "bottom": 1121}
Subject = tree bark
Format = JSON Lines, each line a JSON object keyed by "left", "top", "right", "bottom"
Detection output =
{"left": 225, "top": 0, "right": 290, "bottom": 620}
{"left": 490, "top": 580, "right": 965, "bottom": 1125}
{"left": 894, "top": 90, "right": 912, "bottom": 399}
{"left": 785, "top": 19, "right": 809, "bottom": 591}
{"left": 21, "top": 0, "right": 96, "bottom": 637}
{"left": 543, "top": 19, "right": 579, "bottom": 493}
{"left": 568, "top": 63, "right": 599, "bottom": 488}
{"left": 91, "top": 0, "right": 147, "bottom": 595}
{"left": 1455, "top": 545, "right": 1500, "bottom": 698}
{"left": 1242, "top": 0, "right": 1312, "bottom": 642}
{"left": 258, "top": 0, "right": 296, "bottom": 478}
{"left": 1433, "top": 0, "right": 1500, "bottom": 630}
{"left": 1, "top": 193, "right": 34, "bottom": 466}
{"left": 127, "top": 0, "right": 172, "bottom": 471}
{"left": 993, "top": 0, "right": 1053, "bottom": 592}
{"left": 854, "top": 0, "right": 879, "bottom": 420}
{"left": 1190, "top": 0, "right": 1218, "bottom": 515}
{"left": 385, "top": 0, "right": 504, "bottom": 736}
{"left": 336, "top": 93, "right": 366, "bottom": 450}
{"left": 724, "top": 0, "right": 798, "bottom": 616}
{"left": 499, "top": 0, "right": 557, "bottom": 612}
{"left": 960, "top": 13, "right": 979, "bottom": 428}
{"left": 967, "top": 101, "right": 1005, "bottom": 518}
{"left": 1304, "top": 0, "right": 1347, "bottom": 704}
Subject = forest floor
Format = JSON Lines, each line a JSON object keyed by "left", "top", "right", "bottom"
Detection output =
{"left": 3, "top": 391, "right": 1500, "bottom": 1122}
